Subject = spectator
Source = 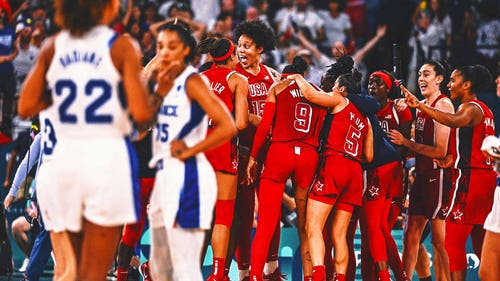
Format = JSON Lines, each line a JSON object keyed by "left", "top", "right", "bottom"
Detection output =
{"left": 289, "top": 0, "right": 324, "bottom": 43}
{"left": 13, "top": 20, "right": 39, "bottom": 91}
{"left": 318, "top": 0, "right": 354, "bottom": 56}
{"left": 0, "top": 5, "right": 18, "bottom": 142}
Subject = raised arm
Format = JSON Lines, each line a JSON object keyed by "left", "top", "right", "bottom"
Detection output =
{"left": 287, "top": 74, "right": 342, "bottom": 108}
{"left": 353, "top": 25, "right": 386, "bottom": 64}
{"left": 402, "top": 85, "right": 482, "bottom": 128}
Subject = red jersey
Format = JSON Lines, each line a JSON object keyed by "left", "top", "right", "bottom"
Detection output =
{"left": 271, "top": 81, "right": 326, "bottom": 147}
{"left": 236, "top": 63, "right": 277, "bottom": 150}
{"left": 414, "top": 94, "right": 449, "bottom": 173}
{"left": 202, "top": 66, "right": 236, "bottom": 125}
{"left": 376, "top": 99, "right": 413, "bottom": 133}
{"left": 324, "top": 99, "right": 369, "bottom": 162}
{"left": 454, "top": 99, "right": 496, "bottom": 170}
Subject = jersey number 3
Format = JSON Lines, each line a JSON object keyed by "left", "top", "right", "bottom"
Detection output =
{"left": 55, "top": 79, "right": 113, "bottom": 124}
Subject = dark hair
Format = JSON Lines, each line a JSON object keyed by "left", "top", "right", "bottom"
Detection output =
{"left": 217, "top": 11, "right": 233, "bottom": 21}
{"left": 282, "top": 56, "right": 308, "bottom": 75}
{"left": 167, "top": 2, "right": 194, "bottom": 18}
{"left": 158, "top": 19, "right": 197, "bottom": 63}
{"left": 234, "top": 20, "right": 276, "bottom": 52}
{"left": 323, "top": 55, "right": 354, "bottom": 84}
{"left": 198, "top": 37, "right": 234, "bottom": 64}
{"left": 54, "top": 0, "right": 111, "bottom": 36}
{"left": 423, "top": 59, "right": 450, "bottom": 96}
{"left": 337, "top": 69, "right": 362, "bottom": 94}
{"left": 455, "top": 64, "right": 493, "bottom": 93}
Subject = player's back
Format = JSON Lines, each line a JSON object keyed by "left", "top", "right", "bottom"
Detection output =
{"left": 272, "top": 81, "right": 326, "bottom": 147}
{"left": 45, "top": 25, "right": 132, "bottom": 142}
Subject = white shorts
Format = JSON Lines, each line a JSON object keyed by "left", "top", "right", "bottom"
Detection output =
{"left": 36, "top": 138, "right": 140, "bottom": 232}
{"left": 148, "top": 155, "right": 216, "bottom": 230}
{"left": 484, "top": 184, "right": 500, "bottom": 233}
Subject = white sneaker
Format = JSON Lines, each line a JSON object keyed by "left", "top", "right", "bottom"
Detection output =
{"left": 18, "top": 258, "right": 29, "bottom": 272}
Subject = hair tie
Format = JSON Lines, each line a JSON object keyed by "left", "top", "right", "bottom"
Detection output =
{"left": 370, "top": 71, "right": 393, "bottom": 89}
{"left": 213, "top": 40, "right": 235, "bottom": 62}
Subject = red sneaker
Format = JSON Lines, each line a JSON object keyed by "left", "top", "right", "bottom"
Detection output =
{"left": 139, "top": 261, "right": 153, "bottom": 281}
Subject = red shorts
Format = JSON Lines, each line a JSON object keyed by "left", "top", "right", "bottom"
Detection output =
{"left": 205, "top": 137, "right": 238, "bottom": 175}
{"left": 409, "top": 168, "right": 453, "bottom": 219}
{"left": 364, "top": 161, "right": 403, "bottom": 201}
{"left": 261, "top": 141, "right": 318, "bottom": 189}
{"left": 447, "top": 168, "right": 497, "bottom": 225}
{"left": 309, "top": 153, "right": 362, "bottom": 209}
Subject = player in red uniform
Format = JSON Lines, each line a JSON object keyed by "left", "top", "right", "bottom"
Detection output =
{"left": 359, "top": 70, "right": 413, "bottom": 281}
{"left": 402, "top": 64, "right": 497, "bottom": 281}
{"left": 245, "top": 56, "right": 326, "bottom": 281}
{"left": 389, "top": 60, "right": 454, "bottom": 281}
{"left": 230, "top": 20, "right": 282, "bottom": 281}
{"left": 198, "top": 37, "right": 249, "bottom": 281}
{"left": 288, "top": 70, "right": 374, "bottom": 281}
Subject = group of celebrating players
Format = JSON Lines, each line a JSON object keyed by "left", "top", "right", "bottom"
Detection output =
{"left": 13, "top": 0, "right": 500, "bottom": 281}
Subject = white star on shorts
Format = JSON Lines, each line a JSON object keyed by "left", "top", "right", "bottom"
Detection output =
{"left": 452, "top": 209, "right": 463, "bottom": 221}
{"left": 315, "top": 181, "right": 324, "bottom": 192}
{"left": 368, "top": 186, "right": 379, "bottom": 197}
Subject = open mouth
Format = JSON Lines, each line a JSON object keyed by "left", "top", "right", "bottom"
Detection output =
{"left": 238, "top": 55, "right": 248, "bottom": 64}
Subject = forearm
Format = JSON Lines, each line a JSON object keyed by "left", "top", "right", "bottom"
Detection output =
{"left": 417, "top": 103, "right": 460, "bottom": 128}
{"left": 401, "top": 138, "right": 447, "bottom": 159}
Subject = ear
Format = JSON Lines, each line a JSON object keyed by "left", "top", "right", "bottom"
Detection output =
{"left": 183, "top": 46, "right": 191, "bottom": 58}
{"left": 435, "top": 75, "right": 444, "bottom": 84}
{"left": 339, "top": 85, "right": 346, "bottom": 93}
{"left": 463, "top": 80, "right": 472, "bottom": 91}
{"left": 256, "top": 45, "right": 264, "bottom": 54}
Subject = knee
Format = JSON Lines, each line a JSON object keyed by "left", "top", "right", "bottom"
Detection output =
{"left": 431, "top": 237, "right": 445, "bottom": 251}
{"left": 12, "top": 218, "right": 27, "bottom": 235}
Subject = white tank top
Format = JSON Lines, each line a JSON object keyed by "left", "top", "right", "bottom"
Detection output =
{"left": 150, "top": 65, "right": 209, "bottom": 167}
{"left": 44, "top": 25, "right": 132, "bottom": 144}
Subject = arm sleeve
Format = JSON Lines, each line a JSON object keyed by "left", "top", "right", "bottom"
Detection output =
{"left": 348, "top": 91, "right": 380, "bottom": 115}
{"left": 9, "top": 134, "right": 42, "bottom": 198}
{"left": 250, "top": 102, "right": 276, "bottom": 158}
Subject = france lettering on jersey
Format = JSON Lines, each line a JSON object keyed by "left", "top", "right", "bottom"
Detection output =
{"left": 44, "top": 25, "right": 132, "bottom": 159}
{"left": 149, "top": 65, "right": 216, "bottom": 230}
{"left": 272, "top": 81, "right": 326, "bottom": 147}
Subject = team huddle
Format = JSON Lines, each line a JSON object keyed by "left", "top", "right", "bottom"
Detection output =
{"left": 12, "top": 0, "right": 500, "bottom": 281}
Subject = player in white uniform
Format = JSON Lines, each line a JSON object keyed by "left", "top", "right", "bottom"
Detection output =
{"left": 147, "top": 20, "right": 237, "bottom": 281}
{"left": 479, "top": 71, "right": 500, "bottom": 281}
{"left": 17, "top": 0, "right": 176, "bottom": 280}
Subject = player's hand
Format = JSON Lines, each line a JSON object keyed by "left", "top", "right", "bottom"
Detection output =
{"left": 170, "top": 140, "right": 190, "bottom": 160}
{"left": 246, "top": 156, "right": 257, "bottom": 185}
{"left": 388, "top": 129, "right": 406, "bottom": 146}
{"left": 155, "top": 60, "right": 183, "bottom": 96}
{"left": 3, "top": 195, "right": 14, "bottom": 211}
{"left": 400, "top": 85, "right": 420, "bottom": 108}
{"left": 433, "top": 154, "right": 453, "bottom": 168}
{"left": 3, "top": 179, "right": 9, "bottom": 189}
{"left": 27, "top": 202, "right": 38, "bottom": 219}
{"left": 393, "top": 98, "right": 408, "bottom": 112}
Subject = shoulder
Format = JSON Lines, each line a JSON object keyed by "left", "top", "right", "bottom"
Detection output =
{"left": 435, "top": 96, "right": 454, "bottom": 112}
{"left": 264, "top": 65, "right": 281, "bottom": 81}
{"left": 37, "top": 34, "right": 57, "bottom": 68}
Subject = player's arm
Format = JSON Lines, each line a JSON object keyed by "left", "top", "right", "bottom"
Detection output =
{"left": 18, "top": 36, "right": 55, "bottom": 119}
{"left": 286, "top": 74, "right": 342, "bottom": 108}
{"left": 172, "top": 74, "right": 237, "bottom": 160}
{"left": 417, "top": 101, "right": 482, "bottom": 128}
{"left": 362, "top": 118, "right": 374, "bottom": 163}
{"left": 229, "top": 72, "right": 249, "bottom": 131}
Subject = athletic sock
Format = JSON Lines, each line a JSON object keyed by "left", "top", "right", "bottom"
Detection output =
{"left": 263, "top": 260, "right": 278, "bottom": 275}
{"left": 378, "top": 269, "right": 391, "bottom": 281}
{"left": 334, "top": 272, "right": 346, "bottom": 281}
{"left": 312, "top": 265, "right": 326, "bottom": 281}
{"left": 239, "top": 268, "right": 250, "bottom": 281}
{"left": 212, "top": 257, "right": 226, "bottom": 279}
{"left": 419, "top": 276, "right": 432, "bottom": 281}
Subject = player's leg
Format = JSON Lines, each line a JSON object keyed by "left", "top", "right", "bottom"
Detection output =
{"left": 77, "top": 220, "right": 122, "bottom": 281}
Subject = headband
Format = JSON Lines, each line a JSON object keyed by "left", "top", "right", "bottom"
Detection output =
{"left": 213, "top": 41, "right": 235, "bottom": 62}
{"left": 370, "top": 71, "right": 393, "bottom": 89}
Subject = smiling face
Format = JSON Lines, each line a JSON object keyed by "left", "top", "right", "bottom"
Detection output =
{"left": 447, "top": 69, "right": 466, "bottom": 101}
{"left": 237, "top": 34, "right": 263, "bottom": 69}
{"left": 418, "top": 63, "right": 442, "bottom": 98}
{"left": 368, "top": 75, "right": 389, "bottom": 103}
{"left": 156, "top": 29, "right": 190, "bottom": 64}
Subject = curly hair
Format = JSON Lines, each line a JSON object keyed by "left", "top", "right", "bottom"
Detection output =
{"left": 234, "top": 20, "right": 276, "bottom": 52}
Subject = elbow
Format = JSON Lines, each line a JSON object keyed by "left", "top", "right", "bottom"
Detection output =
{"left": 236, "top": 120, "right": 247, "bottom": 131}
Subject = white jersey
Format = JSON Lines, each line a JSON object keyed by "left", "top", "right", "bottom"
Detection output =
{"left": 36, "top": 26, "right": 140, "bottom": 232}
{"left": 148, "top": 65, "right": 216, "bottom": 230}
{"left": 44, "top": 25, "right": 132, "bottom": 149}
